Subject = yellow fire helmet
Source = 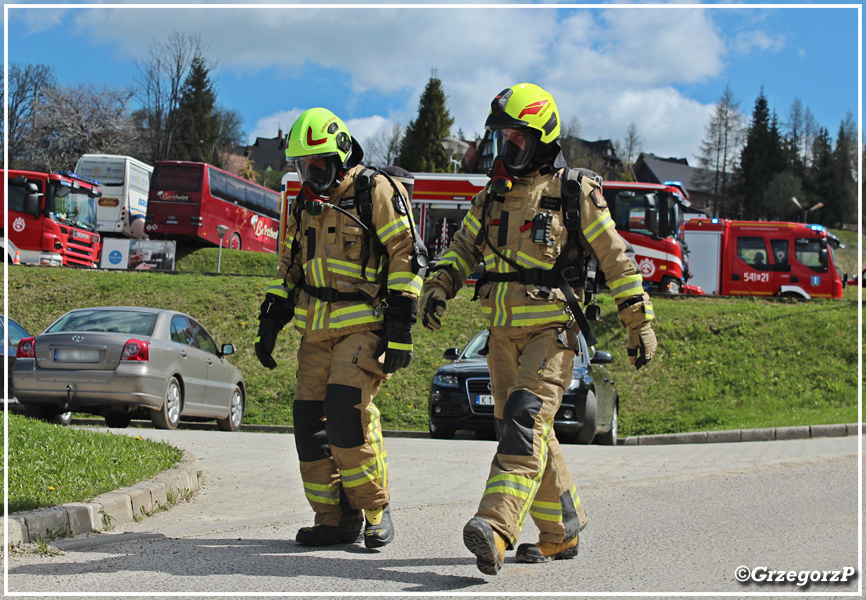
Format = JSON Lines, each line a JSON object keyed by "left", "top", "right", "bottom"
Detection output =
{"left": 285, "top": 108, "right": 362, "bottom": 194}
{"left": 485, "top": 83, "right": 561, "bottom": 144}
{"left": 485, "top": 83, "right": 561, "bottom": 174}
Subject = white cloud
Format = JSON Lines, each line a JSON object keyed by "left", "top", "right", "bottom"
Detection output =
{"left": 248, "top": 110, "right": 388, "bottom": 147}
{"left": 733, "top": 30, "right": 786, "bottom": 55}
{"left": 248, "top": 109, "right": 303, "bottom": 143}
{"left": 20, "top": 5, "right": 736, "bottom": 160}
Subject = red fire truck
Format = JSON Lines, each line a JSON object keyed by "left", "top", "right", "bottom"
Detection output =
{"left": 682, "top": 218, "right": 845, "bottom": 299}
{"left": 603, "top": 180, "right": 695, "bottom": 294}
{"left": 1, "top": 169, "right": 102, "bottom": 267}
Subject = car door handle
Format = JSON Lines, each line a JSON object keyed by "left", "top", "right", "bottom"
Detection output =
{"left": 180, "top": 351, "right": 188, "bottom": 358}
{"left": 207, "top": 359, "right": 213, "bottom": 365}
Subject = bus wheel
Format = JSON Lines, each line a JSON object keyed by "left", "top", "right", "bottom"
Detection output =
{"left": 229, "top": 233, "right": 242, "bottom": 251}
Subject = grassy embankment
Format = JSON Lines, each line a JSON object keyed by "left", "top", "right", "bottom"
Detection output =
{"left": 5, "top": 227, "right": 859, "bottom": 435}
{"left": 6, "top": 414, "right": 183, "bottom": 514}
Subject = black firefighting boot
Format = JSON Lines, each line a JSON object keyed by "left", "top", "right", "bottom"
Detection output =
{"left": 363, "top": 504, "right": 394, "bottom": 548}
{"left": 463, "top": 517, "right": 508, "bottom": 576}
{"left": 515, "top": 534, "right": 579, "bottom": 563}
{"left": 296, "top": 509, "right": 363, "bottom": 547}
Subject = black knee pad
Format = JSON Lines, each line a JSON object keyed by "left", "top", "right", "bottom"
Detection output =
{"left": 293, "top": 400, "right": 330, "bottom": 462}
{"left": 323, "top": 384, "right": 365, "bottom": 449}
{"left": 497, "top": 390, "right": 543, "bottom": 456}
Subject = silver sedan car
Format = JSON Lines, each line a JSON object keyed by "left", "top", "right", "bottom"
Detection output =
{"left": 12, "top": 307, "right": 245, "bottom": 431}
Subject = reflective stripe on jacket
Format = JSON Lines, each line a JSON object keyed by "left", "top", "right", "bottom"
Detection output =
{"left": 269, "top": 165, "right": 421, "bottom": 342}
{"left": 426, "top": 168, "right": 644, "bottom": 332}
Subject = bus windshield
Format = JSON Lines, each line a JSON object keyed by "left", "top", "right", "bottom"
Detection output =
{"left": 52, "top": 186, "right": 97, "bottom": 231}
{"left": 151, "top": 165, "right": 203, "bottom": 194}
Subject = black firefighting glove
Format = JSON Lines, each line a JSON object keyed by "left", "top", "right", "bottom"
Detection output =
{"left": 373, "top": 294, "right": 418, "bottom": 374}
{"left": 420, "top": 283, "right": 447, "bottom": 331}
{"left": 617, "top": 294, "right": 657, "bottom": 370}
{"left": 254, "top": 292, "right": 294, "bottom": 370}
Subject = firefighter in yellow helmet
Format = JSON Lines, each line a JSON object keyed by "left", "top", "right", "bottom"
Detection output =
{"left": 420, "top": 83, "right": 656, "bottom": 575}
{"left": 255, "top": 107, "right": 425, "bottom": 549}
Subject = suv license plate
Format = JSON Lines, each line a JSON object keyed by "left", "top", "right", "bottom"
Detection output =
{"left": 54, "top": 348, "right": 101, "bottom": 363}
{"left": 474, "top": 394, "right": 494, "bottom": 406}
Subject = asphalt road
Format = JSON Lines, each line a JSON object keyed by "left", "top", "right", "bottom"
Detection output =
{"left": 6, "top": 428, "right": 862, "bottom": 597}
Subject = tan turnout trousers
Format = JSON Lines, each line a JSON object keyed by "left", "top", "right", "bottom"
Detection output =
{"left": 477, "top": 326, "right": 588, "bottom": 546}
{"left": 293, "top": 329, "right": 389, "bottom": 527}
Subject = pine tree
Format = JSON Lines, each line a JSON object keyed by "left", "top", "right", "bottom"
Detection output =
{"left": 173, "top": 55, "right": 221, "bottom": 164}
{"left": 736, "top": 88, "right": 785, "bottom": 219}
{"left": 396, "top": 75, "right": 454, "bottom": 172}
{"left": 804, "top": 127, "right": 835, "bottom": 224}
{"left": 830, "top": 118, "right": 857, "bottom": 226}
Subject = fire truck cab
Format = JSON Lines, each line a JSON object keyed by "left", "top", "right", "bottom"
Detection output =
{"left": 603, "top": 180, "right": 693, "bottom": 294}
{"left": 1, "top": 170, "right": 102, "bottom": 267}
{"left": 683, "top": 218, "right": 845, "bottom": 299}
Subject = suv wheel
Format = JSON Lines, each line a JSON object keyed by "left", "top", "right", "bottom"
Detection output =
{"left": 429, "top": 420, "right": 456, "bottom": 440}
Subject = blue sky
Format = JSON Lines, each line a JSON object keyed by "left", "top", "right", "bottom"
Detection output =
{"left": 4, "top": 3, "right": 861, "bottom": 164}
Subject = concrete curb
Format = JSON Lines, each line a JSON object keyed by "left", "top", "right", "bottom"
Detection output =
{"left": 621, "top": 423, "right": 863, "bottom": 446}
{"left": 6, "top": 451, "right": 200, "bottom": 545}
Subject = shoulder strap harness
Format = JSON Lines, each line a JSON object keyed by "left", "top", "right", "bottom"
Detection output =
{"left": 301, "top": 168, "right": 428, "bottom": 306}
{"left": 472, "top": 167, "right": 599, "bottom": 345}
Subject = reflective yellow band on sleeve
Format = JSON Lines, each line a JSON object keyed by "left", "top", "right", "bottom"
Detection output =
{"left": 463, "top": 212, "right": 481, "bottom": 237}
{"left": 388, "top": 272, "right": 423, "bottom": 296}
{"left": 377, "top": 216, "right": 411, "bottom": 243}
{"left": 582, "top": 213, "right": 614, "bottom": 243}
{"left": 608, "top": 274, "right": 645, "bottom": 300}
{"left": 387, "top": 341, "right": 412, "bottom": 351}
{"left": 437, "top": 251, "right": 472, "bottom": 280}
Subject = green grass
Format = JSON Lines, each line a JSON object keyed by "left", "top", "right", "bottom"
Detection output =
{"left": 4, "top": 228, "right": 861, "bottom": 437}
{"left": 175, "top": 245, "right": 279, "bottom": 277}
{"left": 4, "top": 413, "right": 183, "bottom": 513}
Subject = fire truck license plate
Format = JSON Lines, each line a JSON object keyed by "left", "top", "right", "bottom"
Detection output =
{"left": 54, "top": 349, "right": 101, "bottom": 363}
{"left": 475, "top": 394, "right": 494, "bottom": 406}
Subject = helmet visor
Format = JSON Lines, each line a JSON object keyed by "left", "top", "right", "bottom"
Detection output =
{"left": 492, "top": 128, "right": 537, "bottom": 172}
{"left": 294, "top": 153, "right": 338, "bottom": 195}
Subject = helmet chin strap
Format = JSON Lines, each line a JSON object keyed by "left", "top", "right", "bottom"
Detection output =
{"left": 490, "top": 158, "right": 515, "bottom": 195}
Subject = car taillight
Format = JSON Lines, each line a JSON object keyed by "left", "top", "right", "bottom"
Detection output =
{"left": 17, "top": 337, "right": 35, "bottom": 359}
{"left": 121, "top": 339, "right": 150, "bottom": 362}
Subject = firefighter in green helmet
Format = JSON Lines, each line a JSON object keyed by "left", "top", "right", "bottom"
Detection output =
{"left": 420, "top": 83, "right": 657, "bottom": 575}
{"left": 254, "top": 107, "right": 424, "bottom": 549}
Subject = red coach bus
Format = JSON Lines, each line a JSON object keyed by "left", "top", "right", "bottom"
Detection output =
{"left": 145, "top": 161, "right": 280, "bottom": 252}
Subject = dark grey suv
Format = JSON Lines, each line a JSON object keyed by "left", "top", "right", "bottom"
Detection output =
{"left": 428, "top": 329, "right": 620, "bottom": 445}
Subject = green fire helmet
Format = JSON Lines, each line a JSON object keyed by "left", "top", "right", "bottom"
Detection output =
{"left": 485, "top": 83, "right": 561, "bottom": 145}
{"left": 285, "top": 108, "right": 362, "bottom": 194}
{"left": 286, "top": 108, "right": 354, "bottom": 162}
